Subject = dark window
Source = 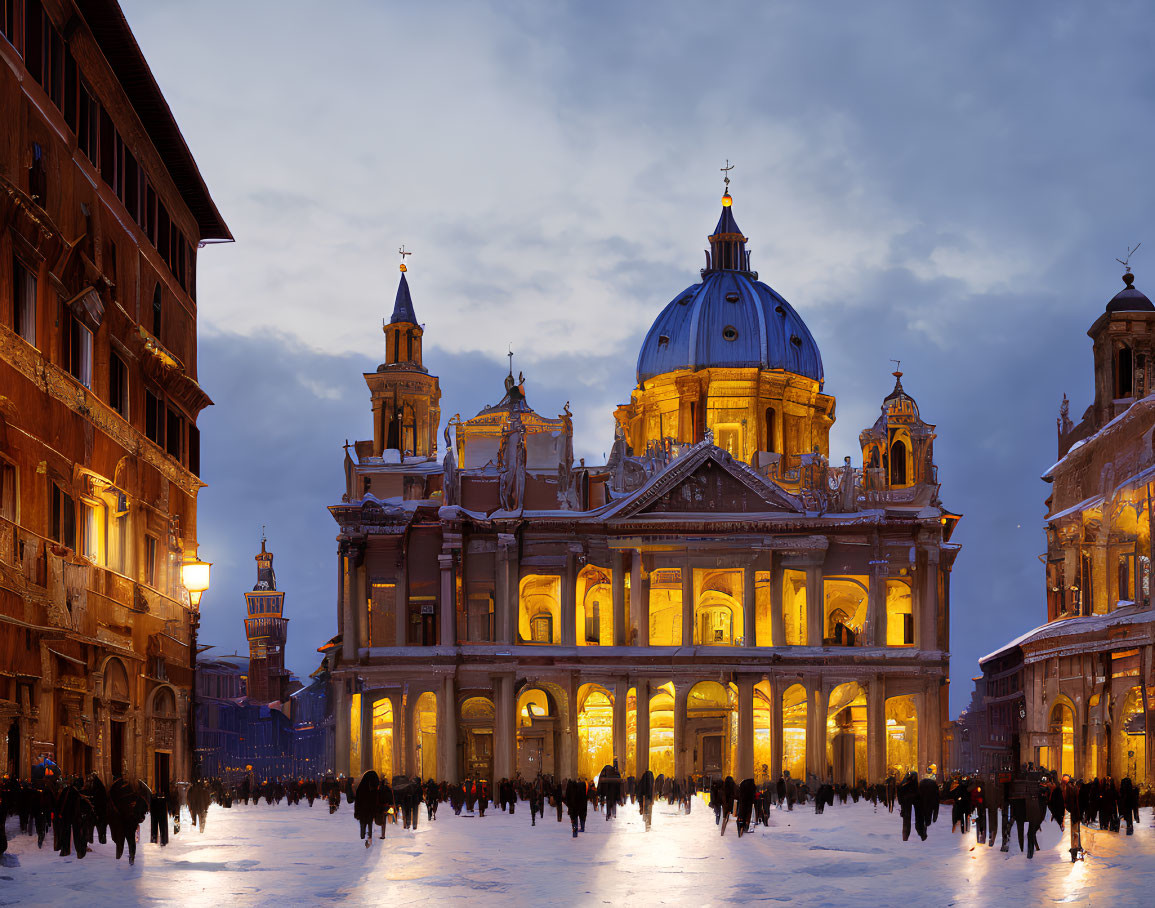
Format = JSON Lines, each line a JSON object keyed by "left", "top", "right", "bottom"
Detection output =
{"left": 152, "top": 283, "right": 162, "bottom": 337}
{"left": 28, "top": 143, "right": 46, "bottom": 206}
{"left": 51, "top": 482, "right": 75, "bottom": 548}
{"left": 765, "top": 408, "right": 776, "bottom": 453}
{"left": 145, "top": 390, "right": 164, "bottom": 445}
{"left": 890, "top": 439, "right": 907, "bottom": 486}
{"left": 1118, "top": 552, "right": 1135, "bottom": 603}
{"left": 188, "top": 424, "right": 201, "bottom": 477}
{"left": 24, "top": 1, "right": 43, "bottom": 84}
{"left": 1081, "top": 554, "right": 1093, "bottom": 616}
{"left": 63, "top": 49, "right": 77, "bottom": 131}
{"left": 109, "top": 350, "right": 128, "bottom": 418}
{"left": 99, "top": 107, "right": 115, "bottom": 185}
{"left": 1117, "top": 345, "right": 1134, "bottom": 398}
{"left": 406, "top": 331, "right": 413, "bottom": 362}
{"left": 124, "top": 152, "right": 139, "bottom": 222}
{"left": 0, "top": 459, "right": 16, "bottom": 522}
{"left": 1, "top": 0, "right": 14, "bottom": 46}
{"left": 62, "top": 308, "right": 92, "bottom": 387}
{"left": 145, "top": 534, "right": 157, "bottom": 586}
{"left": 13, "top": 258, "right": 37, "bottom": 346}
{"left": 77, "top": 82, "right": 98, "bottom": 164}
{"left": 165, "top": 408, "right": 183, "bottom": 461}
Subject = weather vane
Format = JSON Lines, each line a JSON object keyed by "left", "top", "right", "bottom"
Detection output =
{"left": 1117, "top": 243, "right": 1142, "bottom": 273}
{"left": 507, "top": 345, "right": 514, "bottom": 376}
{"left": 398, "top": 244, "right": 412, "bottom": 272}
{"left": 890, "top": 358, "right": 902, "bottom": 376}
{"left": 721, "top": 159, "right": 735, "bottom": 190}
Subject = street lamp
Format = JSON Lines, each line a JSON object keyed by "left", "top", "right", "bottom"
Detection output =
{"left": 181, "top": 559, "right": 212, "bottom": 608}
{"left": 181, "top": 557, "right": 211, "bottom": 781}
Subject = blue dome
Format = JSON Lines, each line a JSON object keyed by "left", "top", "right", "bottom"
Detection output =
{"left": 636, "top": 198, "right": 824, "bottom": 386}
{"left": 636, "top": 270, "right": 824, "bottom": 385}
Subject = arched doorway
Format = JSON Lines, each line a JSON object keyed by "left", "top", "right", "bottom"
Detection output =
{"left": 823, "top": 577, "right": 868, "bottom": 646}
{"left": 371, "top": 698, "right": 394, "bottom": 779}
{"left": 685, "top": 681, "right": 734, "bottom": 778}
{"left": 516, "top": 687, "right": 556, "bottom": 779}
{"left": 694, "top": 570, "right": 743, "bottom": 645}
{"left": 649, "top": 684, "right": 675, "bottom": 778}
{"left": 1048, "top": 701, "right": 1075, "bottom": 778}
{"left": 1116, "top": 687, "right": 1146, "bottom": 782}
{"left": 104, "top": 658, "right": 131, "bottom": 779}
{"left": 782, "top": 684, "right": 807, "bottom": 781}
{"left": 413, "top": 692, "right": 437, "bottom": 780}
{"left": 519, "top": 575, "right": 560, "bottom": 644}
{"left": 886, "top": 695, "right": 918, "bottom": 777}
{"left": 459, "top": 696, "right": 495, "bottom": 781}
{"left": 577, "top": 685, "right": 614, "bottom": 779}
{"left": 827, "top": 682, "right": 867, "bottom": 786}
{"left": 150, "top": 687, "right": 178, "bottom": 792}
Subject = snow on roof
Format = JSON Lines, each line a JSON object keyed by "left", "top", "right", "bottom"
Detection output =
{"left": 980, "top": 604, "right": 1155, "bottom": 665}
{"left": 1046, "top": 494, "right": 1104, "bottom": 523}
{"left": 1043, "top": 392, "right": 1155, "bottom": 479}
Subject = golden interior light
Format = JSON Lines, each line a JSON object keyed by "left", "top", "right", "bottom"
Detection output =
{"left": 721, "top": 191, "right": 733, "bottom": 207}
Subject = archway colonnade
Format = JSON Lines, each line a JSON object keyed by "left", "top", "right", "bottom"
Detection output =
{"left": 338, "top": 671, "right": 938, "bottom": 788}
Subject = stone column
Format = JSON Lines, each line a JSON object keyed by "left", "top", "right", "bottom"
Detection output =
{"left": 613, "top": 678, "right": 628, "bottom": 769}
{"left": 636, "top": 556, "right": 650, "bottom": 648}
{"left": 439, "top": 553, "right": 456, "bottom": 646}
{"left": 563, "top": 672, "right": 579, "bottom": 780}
{"left": 354, "top": 555, "right": 367, "bottom": 649}
{"left": 335, "top": 678, "right": 350, "bottom": 778}
{"left": 612, "top": 551, "right": 628, "bottom": 647}
{"left": 493, "top": 674, "right": 516, "bottom": 785}
{"left": 867, "top": 567, "right": 886, "bottom": 647}
{"left": 770, "top": 678, "right": 783, "bottom": 782}
{"left": 635, "top": 677, "right": 650, "bottom": 777}
{"left": 495, "top": 534, "right": 517, "bottom": 645}
{"left": 806, "top": 565, "right": 824, "bottom": 647}
{"left": 561, "top": 551, "right": 578, "bottom": 647}
{"left": 743, "top": 563, "right": 756, "bottom": 646}
{"left": 395, "top": 557, "right": 408, "bottom": 647}
{"left": 926, "top": 679, "right": 942, "bottom": 773}
{"left": 809, "top": 680, "right": 827, "bottom": 782}
{"left": 682, "top": 560, "right": 694, "bottom": 646}
{"left": 867, "top": 678, "right": 884, "bottom": 783}
{"left": 340, "top": 548, "right": 354, "bottom": 661}
{"left": 404, "top": 693, "right": 418, "bottom": 775}
{"left": 440, "top": 675, "right": 458, "bottom": 783}
{"left": 673, "top": 683, "right": 689, "bottom": 779}
{"left": 922, "top": 548, "right": 940, "bottom": 651}
{"left": 360, "top": 694, "right": 374, "bottom": 774}
{"left": 737, "top": 676, "right": 754, "bottom": 779}
{"left": 770, "top": 554, "right": 785, "bottom": 649}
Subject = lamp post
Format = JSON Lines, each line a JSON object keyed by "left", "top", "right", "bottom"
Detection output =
{"left": 182, "top": 558, "right": 212, "bottom": 782}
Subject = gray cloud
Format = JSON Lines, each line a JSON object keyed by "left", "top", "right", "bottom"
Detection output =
{"left": 124, "top": 0, "right": 1155, "bottom": 712}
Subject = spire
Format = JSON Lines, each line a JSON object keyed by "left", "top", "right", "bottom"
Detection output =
{"left": 704, "top": 162, "right": 750, "bottom": 273}
{"left": 390, "top": 270, "right": 417, "bottom": 325}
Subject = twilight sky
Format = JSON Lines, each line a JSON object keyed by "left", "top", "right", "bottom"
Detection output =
{"left": 120, "top": 0, "right": 1155, "bottom": 714}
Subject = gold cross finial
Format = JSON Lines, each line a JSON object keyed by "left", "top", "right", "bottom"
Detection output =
{"left": 398, "top": 244, "right": 412, "bottom": 272}
{"left": 721, "top": 159, "right": 735, "bottom": 189}
{"left": 507, "top": 345, "right": 514, "bottom": 377}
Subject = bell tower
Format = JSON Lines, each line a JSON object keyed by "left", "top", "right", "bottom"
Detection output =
{"left": 244, "top": 536, "right": 289, "bottom": 703}
{"left": 365, "top": 253, "right": 442, "bottom": 458}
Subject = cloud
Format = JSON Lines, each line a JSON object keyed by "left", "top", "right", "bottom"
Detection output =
{"left": 122, "top": 0, "right": 1155, "bottom": 713}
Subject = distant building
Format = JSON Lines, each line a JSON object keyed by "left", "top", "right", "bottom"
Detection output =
{"left": 195, "top": 539, "right": 332, "bottom": 780}
{"left": 1, "top": 0, "right": 229, "bottom": 788}
{"left": 327, "top": 187, "right": 961, "bottom": 788}
{"left": 974, "top": 268, "right": 1155, "bottom": 784}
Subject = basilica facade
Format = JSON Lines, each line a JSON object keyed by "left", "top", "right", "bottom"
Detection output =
{"left": 327, "top": 190, "right": 960, "bottom": 787}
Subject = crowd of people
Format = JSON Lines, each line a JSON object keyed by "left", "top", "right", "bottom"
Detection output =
{"left": 3, "top": 755, "right": 1150, "bottom": 866}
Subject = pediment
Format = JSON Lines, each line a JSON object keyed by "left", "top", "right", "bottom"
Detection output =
{"left": 606, "top": 444, "right": 802, "bottom": 518}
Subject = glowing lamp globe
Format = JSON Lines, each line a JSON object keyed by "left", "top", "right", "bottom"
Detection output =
{"left": 182, "top": 559, "right": 212, "bottom": 608}
{"left": 721, "top": 191, "right": 732, "bottom": 207}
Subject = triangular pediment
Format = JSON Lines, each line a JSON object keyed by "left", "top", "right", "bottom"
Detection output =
{"left": 605, "top": 443, "right": 803, "bottom": 519}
